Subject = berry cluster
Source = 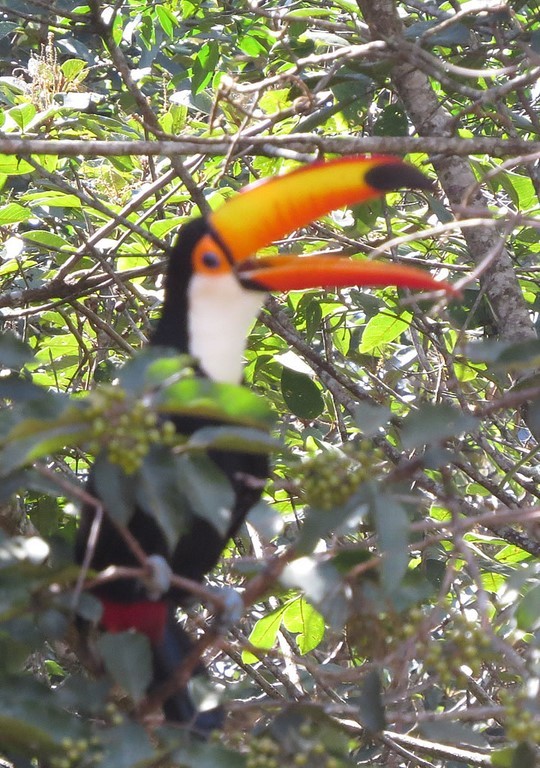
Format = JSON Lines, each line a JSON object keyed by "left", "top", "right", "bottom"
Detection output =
{"left": 245, "top": 736, "right": 281, "bottom": 768}
{"left": 51, "top": 737, "right": 102, "bottom": 768}
{"left": 500, "top": 688, "right": 540, "bottom": 744}
{"left": 84, "top": 386, "right": 177, "bottom": 474}
{"left": 422, "top": 615, "right": 493, "bottom": 685}
{"left": 245, "top": 731, "right": 343, "bottom": 768}
{"left": 298, "top": 440, "right": 385, "bottom": 510}
{"left": 346, "top": 611, "right": 399, "bottom": 660}
{"left": 50, "top": 704, "right": 124, "bottom": 768}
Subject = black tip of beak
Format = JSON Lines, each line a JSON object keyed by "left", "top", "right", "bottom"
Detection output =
{"left": 365, "top": 162, "right": 434, "bottom": 192}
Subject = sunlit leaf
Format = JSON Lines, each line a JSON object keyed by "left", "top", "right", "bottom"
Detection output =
{"left": 243, "top": 607, "right": 284, "bottom": 663}
{"left": 60, "top": 58, "right": 88, "bottom": 82}
{"left": 156, "top": 378, "right": 276, "bottom": 429}
{"left": 0, "top": 202, "right": 30, "bottom": 224}
{"left": 359, "top": 311, "right": 412, "bottom": 354}
{"left": 282, "top": 598, "right": 325, "bottom": 654}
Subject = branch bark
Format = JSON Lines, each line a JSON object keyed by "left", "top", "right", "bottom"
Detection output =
{"left": 0, "top": 135, "right": 539, "bottom": 158}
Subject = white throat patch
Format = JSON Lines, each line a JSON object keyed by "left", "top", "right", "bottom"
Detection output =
{"left": 188, "top": 273, "right": 266, "bottom": 383}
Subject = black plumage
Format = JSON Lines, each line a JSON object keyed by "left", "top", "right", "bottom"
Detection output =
{"left": 76, "top": 217, "right": 268, "bottom": 732}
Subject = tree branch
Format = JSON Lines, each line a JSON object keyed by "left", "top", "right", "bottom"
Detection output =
{"left": 356, "top": 0, "right": 537, "bottom": 345}
{"left": 0, "top": 135, "right": 538, "bottom": 158}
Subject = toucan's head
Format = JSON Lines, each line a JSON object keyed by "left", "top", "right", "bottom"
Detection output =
{"left": 155, "top": 156, "right": 456, "bottom": 383}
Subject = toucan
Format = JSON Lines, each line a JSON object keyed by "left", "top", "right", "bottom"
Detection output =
{"left": 75, "top": 155, "right": 456, "bottom": 733}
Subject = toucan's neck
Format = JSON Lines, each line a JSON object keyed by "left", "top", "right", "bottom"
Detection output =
{"left": 151, "top": 302, "right": 190, "bottom": 353}
{"left": 151, "top": 219, "right": 204, "bottom": 355}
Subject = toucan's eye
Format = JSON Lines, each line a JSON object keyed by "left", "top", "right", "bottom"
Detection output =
{"left": 192, "top": 234, "right": 230, "bottom": 275}
{"left": 202, "top": 251, "right": 220, "bottom": 269}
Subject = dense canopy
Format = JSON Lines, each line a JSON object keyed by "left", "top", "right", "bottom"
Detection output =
{"left": 0, "top": 2, "right": 539, "bottom": 767}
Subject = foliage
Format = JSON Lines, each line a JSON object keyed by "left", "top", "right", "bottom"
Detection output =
{"left": 0, "top": 1, "right": 540, "bottom": 767}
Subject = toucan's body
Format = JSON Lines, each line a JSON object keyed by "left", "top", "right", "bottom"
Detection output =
{"left": 79, "top": 417, "right": 268, "bottom": 603}
{"left": 75, "top": 156, "right": 456, "bottom": 733}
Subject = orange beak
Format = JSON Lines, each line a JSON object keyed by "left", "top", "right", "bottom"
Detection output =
{"left": 207, "top": 155, "right": 456, "bottom": 296}
{"left": 235, "top": 254, "right": 459, "bottom": 296}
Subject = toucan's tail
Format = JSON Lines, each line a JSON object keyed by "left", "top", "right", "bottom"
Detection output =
{"left": 151, "top": 609, "right": 224, "bottom": 736}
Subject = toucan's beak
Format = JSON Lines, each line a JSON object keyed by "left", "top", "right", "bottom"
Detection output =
{"left": 235, "top": 254, "right": 459, "bottom": 296}
{"left": 206, "top": 155, "right": 456, "bottom": 297}
{"left": 209, "top": 155, "right": 433, "bottom": 264}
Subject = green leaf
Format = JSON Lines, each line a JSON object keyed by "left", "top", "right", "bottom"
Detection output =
{"left": 359, "top": 311, "right": 412, "bottom": 354}
{"left": 280, "top": 558, "right": 348, "bottom": 627}
{"left": 118, "top": 349, "right": 190, "bottom": 393}
{"left": 22, "top": 230, "right": 72, "bottom": 249}
{"left": 60, "top": 58, "right": 87, "bottom": 82}
{"left": 0, "top": 155, "right": 34, "bottom": 175}
{"left": 516, "top": 584, "right": 540, "bottom": 631}
{"left": 0, "top": 711, "right": 56, "bottom": 756}
{"left": 172, "top": 453, "right": 234, "bottom": 537}
{"left": 370, "top": 488, "right": 409, "bottom": 593}
{"left": 0, "top": 377, "right": 62, "bottom": 412}
{"left": 150, "top": 215, "right": 187, "bottom": 239}
{"left": 246, "top": 500, "right": 284, "bottom": 541}
{"left": 135, "top": 447, "right": 191, "bottom": 549}
{"left": 156, "top": 4, "right": 179, "bottom": 37}
{"left": 511, "top": 743, "right": 538, "bottom": 768}
{"left": 0, "top": 331, "right": 33, "bottom": 368}
{"left": 282, "top": 598, "right": 325, "bottom": 654}
{"left": 304, "top": 298, "right": 323, "bottom": 343}
{"left": 353, "top": 402, "right": 392, "bottom": 435}
{"left": 187, "top": 425, "right": 277, "bottom": 454}
{"left": 92, "top": 455, "right": 140, "bottom": 527}
{"left": 165, "top": 740, "right": 247, "bottom": 768}
{"left": 281, "top": 367, "right": 324, "bottom": 420}
{"left": 266, "top": 704, "right": 350, "bottom": 759}
{"left": 136, "top": 449, "right": 234, "bottom": 549}
{"left": 492, "top": 743, "right": 538, "bottom": 768}
{"left": 243, "top": 607, "right": 285, "bottom": 663}
{"left": 99, "top": 720, "right": 154, "bottom": 767}
{"left": 238, "top": 33, "right": 267, "bottom": 56}
{"left": 0, "top": 677, "right": 86, "bottom": 756}
{"left": 97, "top": 632, "right": 153, "bottom": 702}
{"left": 192, "top": 42, "right": 220, "bottom": 94}
{"left": 373, "top": 104, "right": 408, "bottom": 136}
{"left": 0, "top": 21, "right": 17, "bottom": 40}
{"left": 401, "top": 403, "right": 478, "bottom": 450}
{"left": 23, "top": 190, "right": 82, "bottom": 208}
{"left": 7, "top": 103, "right": 36, "bottom": 129}
{"left": 0, "top": 409, "right": 90, "bottom": 475}
{"left": 296, "top": 480, "right": 372, "bottom": 556}
{"left": 156, "top": 378, "right": 276, "bottom": 430}
{"left": 287, "top": 7, "right": 338, "bottom": 17}
{"left": 466, "top": 338, "right": 540, "bottom": 369}
{"left": 491, "top": 747, "right": 514, "bottom": 768}
{"left": 0, "top": 202, "right": 31, "bottom": 225}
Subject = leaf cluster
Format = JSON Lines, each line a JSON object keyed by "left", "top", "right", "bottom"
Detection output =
{"left": 0, "top": 1, "right": 540, "bottom": 767}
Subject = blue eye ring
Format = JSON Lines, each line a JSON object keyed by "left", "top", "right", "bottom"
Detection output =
{"left": 202, "top": 251, "right": 221, "bottom": 269}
